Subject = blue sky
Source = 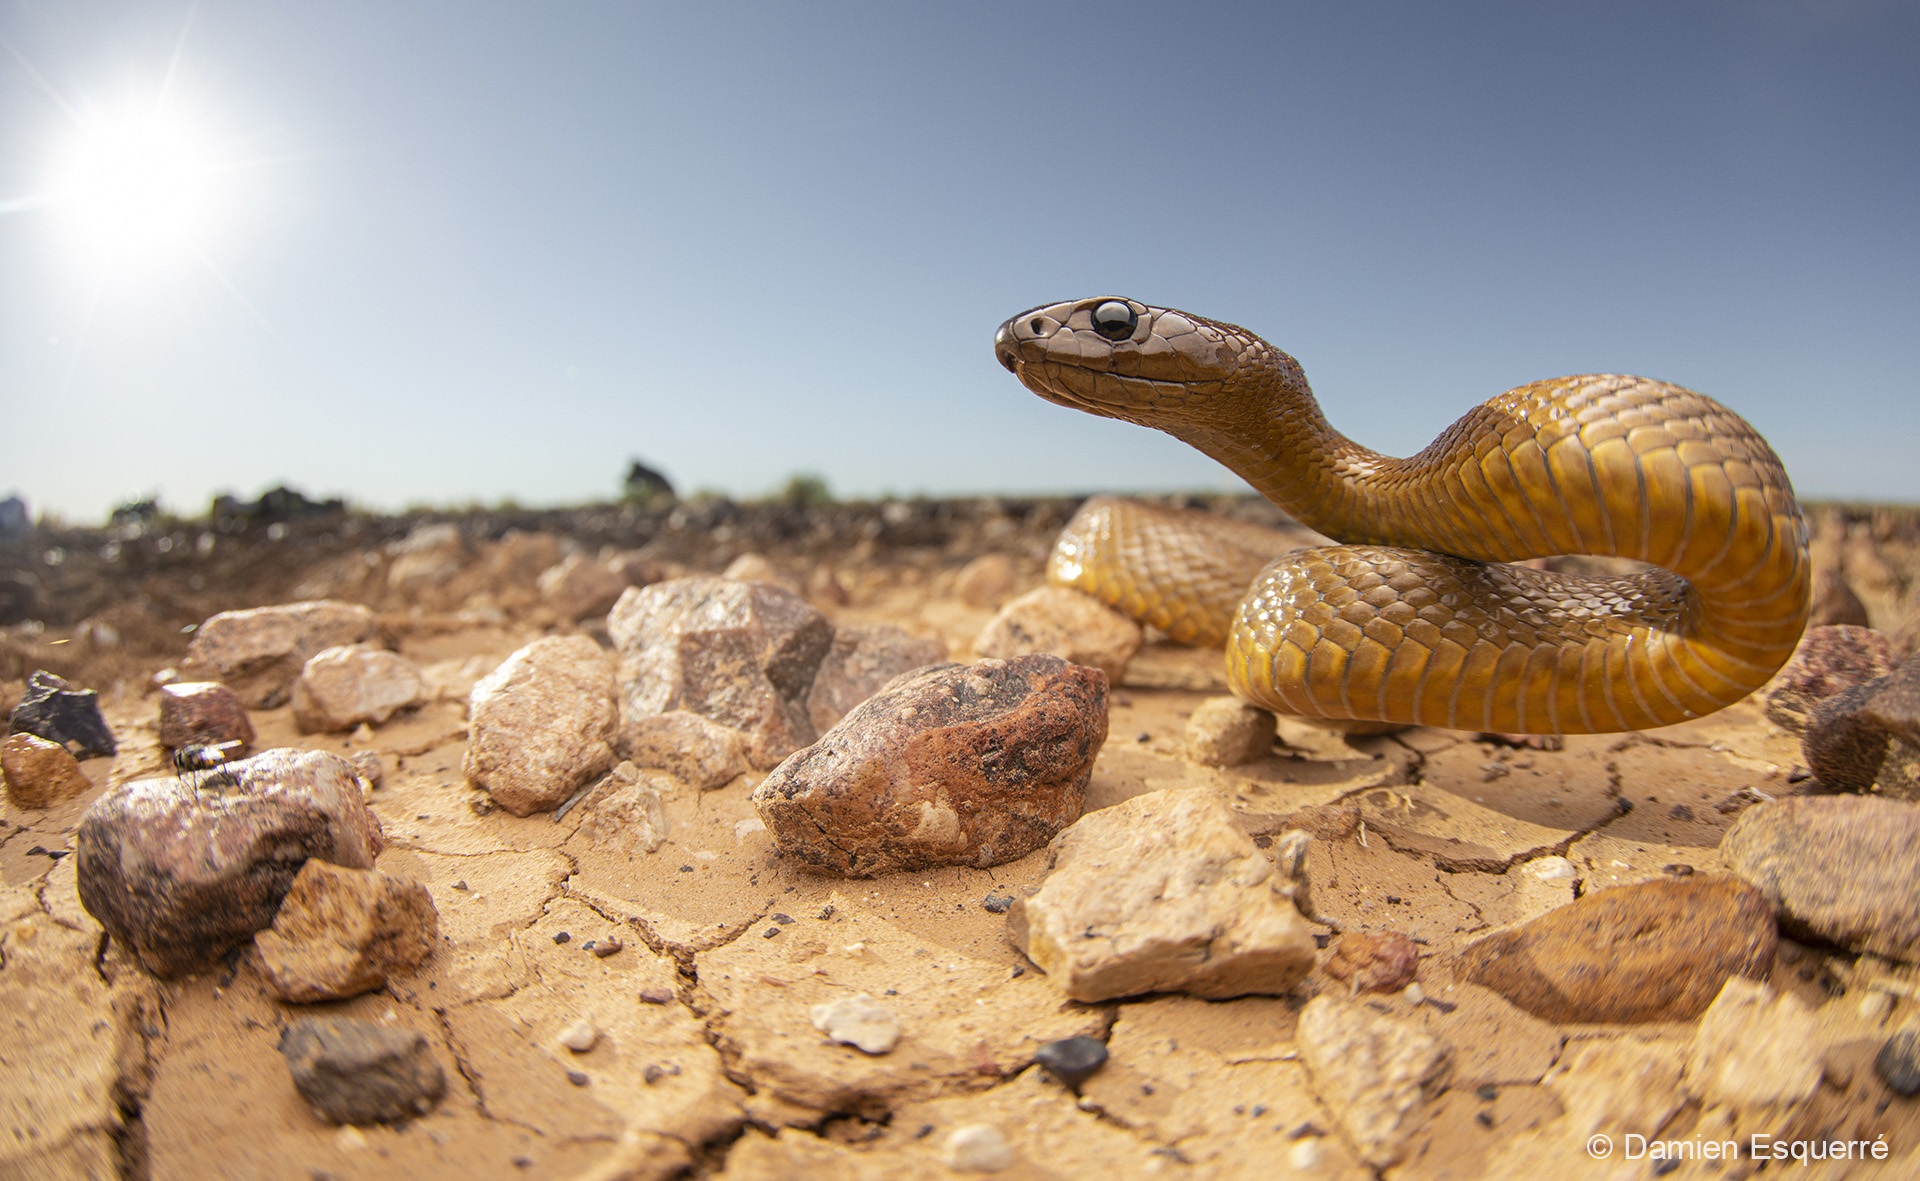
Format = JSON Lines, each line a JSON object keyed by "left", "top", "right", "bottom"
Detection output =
{"left": 3, "top": 1, "right": 1916, "bottom": 522}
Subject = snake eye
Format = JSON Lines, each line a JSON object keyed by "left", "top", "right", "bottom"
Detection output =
{"left": 1090, "top": 300, "right": 1138, "bottom": 342}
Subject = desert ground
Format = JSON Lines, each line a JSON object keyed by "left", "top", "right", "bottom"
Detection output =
{"left": 3, "top": 492, "right": 1919, "bottom": 1180}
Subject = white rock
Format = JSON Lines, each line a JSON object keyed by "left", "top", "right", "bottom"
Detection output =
{"left": 1295, "top": 994, "right": 1452, "bottom": 1168}
{"left": 537, "top": 551, "right": 627, "bottom": 621}
{"left": 558, "top": 1019, "right": 600, "bottom": 1053}
{"left": 463, "top": 636, "right": 618, "bottom": 817}
{"left": 808, "top": 993, "right": 901, "bottom": 1055}
{"left": 291, "top": 643, "right": 429, "bottom": 733}
{"left": 1525, "top": 855, "right": 1577, "bottom": 881}
{"left": 1684, "top": 977, "right": 1823, "bottom": 1109}
{"left": 619, "top": 709, "right": 749, "bottom": 790}
{"left": 1009, "top": 789, "right": 1317, "bottom": 1002}
{"left": 1184, "top": 696, "right": 1276, "bottom": 766}
{"left": 941, "top": 1123, "right": 1014, "bottom": 1172}
{"left": 972, "top": 585, "right": 1142, "bottom": 684}
{"left": 180, "top": 600, "right": 378, "bottom": 708}
{"left": 581, "top": 763, "right": 672, "bottom": 855}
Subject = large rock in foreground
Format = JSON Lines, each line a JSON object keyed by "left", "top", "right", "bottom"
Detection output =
{"left": 752, "top": 655, "right": 1107, "bottom": 877}
{"left": 1008, "top": 788, "right": 1316, "bottom": 1001}
{"left": 1296, "top": 995, "right": 1452, "bottom": 1168}
{"left": 1801, "top": 653, "right": 1920, "bottom": 797}
{"left": 1454, "top": 876, "right": 1776, "bottom": 1023}
{"left": 254, "top": 859, "right": 438, "bottom": 1002}
{"left": 179, "top": 600, "right": 378, "bottom": 708}
{"left": 1721, "top": 794, "right": 1920, "bottom": 963}
{"left": 75, "top": 748, "right": 384, "bottom": 977}
{"left": 610, "top": 577, "right": 834, "bottom": 770}
{"left": 464, "top": 635, "right": 618, "bottom": 816}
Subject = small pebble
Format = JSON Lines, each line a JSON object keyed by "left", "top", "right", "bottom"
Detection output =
{"left": 763, "top": 927, "right": 781, "bottom": 939}
{"left": 591, "top": 937, "right": 622, "bottom": 958}
{"left": 638, "top": 988, "right": 674, "bottom": 1005}
{"left": 1859, "top": 990, "right": 1893, "bottom": 1024}
{"left": 1876, "top": 1030, "right": 1920, "bottom": 1097}
{"left": 1032, "top": 1036, "right": 1108, "bottom": 1090}
{"left": 643, "top": 1063, "right": 667, "bottom": 1084}
{"left": 982, "top": 890, "right": 1014, "bottom": 914}
{"left": 1288, "top": 1138, "right": 1322, "bottom": 1170}
{"left": 1475, "top": 1083, "right": 1498, "bottom": 1101}
{"left": 552, "top": 931, "right": 570, "bottom": 944}
{"left": 809, "top": 993, "right": 902, "bottom": 1054}
{"left": 566, "top": 1070, "right": 590, "bottom": 1087}
{"left": 942, "top": 1123, "right": 1014, "bottom": 1172}
{"left": 558, "top": 1020, "right": 599, "bottom": 1053}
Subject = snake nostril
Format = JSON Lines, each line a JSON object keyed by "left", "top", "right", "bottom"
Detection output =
{"left": 1029, "top": 317, "right": 1046, "bottom": 334}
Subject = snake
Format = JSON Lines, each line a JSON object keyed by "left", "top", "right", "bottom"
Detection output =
{"left": 993, "top": 297, "right": 1811, "bottom": 734}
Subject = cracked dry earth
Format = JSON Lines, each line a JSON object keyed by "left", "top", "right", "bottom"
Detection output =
{"left": 5, "top": 507, "right": 1920, "bottom": 1180}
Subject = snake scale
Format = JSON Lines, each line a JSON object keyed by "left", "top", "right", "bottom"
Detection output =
{"left": 994, "top": 296, "right": 1811, "bottom": 734}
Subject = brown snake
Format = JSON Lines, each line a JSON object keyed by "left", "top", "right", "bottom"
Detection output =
{"left": 994, "top": 297, "right": 1811, "bottom": 734}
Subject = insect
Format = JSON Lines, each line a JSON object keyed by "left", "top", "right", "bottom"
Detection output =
{"left": 171, "top": 741, "right": 246, "bottom": 791}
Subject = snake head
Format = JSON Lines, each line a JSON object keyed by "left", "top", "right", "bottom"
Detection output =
{"left": 993, "top": 297, "right": 1306, "bottom": 439}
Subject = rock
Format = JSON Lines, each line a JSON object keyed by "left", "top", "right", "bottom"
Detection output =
{"left": 464, "top": 635, "right": 618, "bottom": 816}
{"left": 1183, "top": 696, "right": 1275, "bottom": 766}
{"left": 1810, "top": 570, "right": 1872, "bottom": 628}
{"left": 157, "top": 681, "right": 255, "bottom": 753}
{"left": 619, "top": 710, "right": 749, "bottom": 790}
{"left": 1323, "top": 930, "right": 1420, "bottom": 995}
{"left": 349, "top": 751, "right": 384, "bottom": 790}
{"left": 1720, "top": 794, "right": 1920, "bottom": 962}
{"left": 278, "top": 1017, "right": 446, "bottom": 1125}
{"left": 722, "top": 552, "right": 792, "bottom": 589}
{"left": 1, "top": 731, "right": 92, "bottom": 809}
{"left": 291, "top": 643, "right": 429, "bottom": 733}
{"left": 7, "top": 670, "right": 117, "bottom": 758}
{"left": 578, "top": 762, "right": 673, "bottom": 855}
{"left": 1008, "top": 789, "right": 1317, "bottom": 1002}
{"left": 75, "top": 748, "right": 384, "bottom": 978}
{"left": 752, "top": 655, "right": 1106, "bottom": 877}
{"left": 180, "top": 600, "right": 378, "bottom": 708}
{"left": 942, "top": 1124, "right": 1014, "bottom": 1172}
{"left": 803, "top": 623, "right": 947, "bottom": 734}
{"left": 609, "top": 577, "right": 834, "bottom": 770}
{"left": 1801, "top": 654, "right": 1920, "bottom": 795}
{"left": 253, "top": 860, "right": 438, "bottom": 1003}
{"left": 1543, "top": 1037, "right": 1687, "bottom": 1139}
{"left": 1763, "top": 624, "right": 1897, "bottom": 734}
{"left": 1455, "top": 876, "right": 1776, "bottom": 1022}
{"left": 954, "top": 553, "right": 1019, "bottom": 608}
{"left": 1683, "top": 977, "right": 1822, "bottom": 1109}
{"left": 537, "top": 551, "right": 626, "bottom": 621}
{"left": 558, "top": 1019, "right": 601, "bottom": 1053}
{"left": 1031, "top": 1036, "right": 1108, "bottom": 1090}
{"left": 808, "top": 993, "right": 901, "bottom": 1055}
{"left": 1295, "top": 994, "right": 1452, "bottom": 1168}
{"left": 1876, "top": 1030, "right": 1920, "bottom": 1097}
{"left": 973, "top": 585, "right": 1143, "bottom": 685}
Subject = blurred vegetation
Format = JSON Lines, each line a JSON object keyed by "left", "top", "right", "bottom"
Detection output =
{"left": 775, "top": 473, "right": 833, "bottom": 508}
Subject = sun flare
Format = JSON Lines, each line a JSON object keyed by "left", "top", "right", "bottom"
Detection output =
{"left": 49, "top": 102, "right": 222, "bottom": 265}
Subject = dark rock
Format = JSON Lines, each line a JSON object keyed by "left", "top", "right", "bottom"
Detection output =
{"left": 751, "top": 655, "right": 1107, "bottom": 877}
{"left": 1764, "top": 625, "right": 1897, "bottom": 735}
{"left": 279, "top": 1016, "right": 445, "bottom": 1125}
{"left": 982, "top": 890, "right": 1015, "bottom": 914}
{"left": 610, "top": 577, "right": 835, "bottom": 770}
{"left": 1455, "top": 877, "right": 1776, "bottom": 1023}
{"left": 8, "top": 670, "right": 117, "bottom": 758}
{"left": 1324, "top": 930, "right": 1420, "bottom": 995}
{"left": 1, "top": 731, "right": 93, "bottom": 809}
{"left": 1720, "top": 794, "right": 1920, "bottom": 963}
{"left": 180, "top": 601, "right": 379, "bottom": 709}
{"left": 804, "top": 623, "right": 947, "bottom": 734}
{"left": 1801, "top": 655, "right": 1920, "bottom": 797}
{"left": 1032, "top": 1036, "right": 1108, "bottom": 1090}
{"left": 157, "top": 681, "right": 256, "bottom": 754}
{"left": 1809, "top": 570, "right": 1871, "bottom": 628}
{"left": 76, "top": 748, "right": 384, "bottom": 977}
{"left": 1876, "top": 1030, "right": 1920, "bottom": 1097}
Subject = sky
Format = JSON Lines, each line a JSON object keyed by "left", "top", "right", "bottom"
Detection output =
{"left": 2, "top": 1, "right": 1917, "bottom": 523}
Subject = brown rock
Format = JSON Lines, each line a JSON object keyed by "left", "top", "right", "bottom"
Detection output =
{"left": 279, "top": 1016, "right": 446, "bottom": 1125}
{"left": 722, "top": 552, "right": 794, "bottom": 590}
{"left": 180, "top": 600, "right": 379, "bottom": 708}
{"left": 1809, "top": 569, "right": 1872, "bottom": 628}
{"left": 1763, "top": 624, "right": 1896, "bottom": 734}
{"left": 75, "top": 748, "right": 385, "bottom": 977}
{"left": 1801, "top": 654, "right": 1920, "bottom": 796}
{"left": 464, "top": 635, "right": 618, "bottom": 817}
{"left": 619, "top": 710, "right": 749, "bottom": 790}
{"left": 803, "top": 623, "right": 947, "bottom": 734}
{"left": 1, "top": 731, "right": 92, "bottom": 809}
{"left": 753, "top": 655, "right": 1106, "bottom": 877}
{"left": 254, "top": 860, "right": 438, "bottom": 1002}
{"left": 1455, "top": 876, "right": 1776, "bottom": 1023}
{"left": 610, "top": 577, "right": 834, "bottom": 770}
{"left": 954, "top": 553, "right": 1019, "bottom": 608}
{"left": 157, "top": 680, "right": 255, "bottom": 753}
{"left": 537, "top": 551, "right": 627, "bottom": 621}
{"left": 1324, "top": 930, "right": 1420, "bottom": 995}
{"left": 1720, "top": 794, "right": 1920, "bottom": 963}
{"left": 579, "top": 762, "right": 673, "bottom": 855}
{"left": 291, "top": 643, "right": 429, "bottom": 733}
{"left": 1295, "top": 995, "right": 1452, "bottom": 1168}
{"left": 1009, "top": 789, "right": 1317, "bottom": 1002}
{"left": 973, "top": 585, "right": 1143, "bottom": 685}
{"left": 1183, "top": 696, "right": 1275, "bottom": 766}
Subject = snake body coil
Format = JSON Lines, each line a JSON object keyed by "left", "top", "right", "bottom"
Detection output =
{"left": 994, "top": 297, "right": 1810, "bottom": 734}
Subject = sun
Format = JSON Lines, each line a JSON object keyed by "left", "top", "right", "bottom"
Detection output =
{"left": 47, "top": 101, "right": 223, "bottom": 266}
